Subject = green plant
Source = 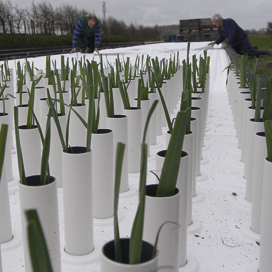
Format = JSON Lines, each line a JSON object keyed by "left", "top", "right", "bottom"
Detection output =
{"left": 153, "top": 75, "right": 174, "bottom": 133}
{"left": 14, "top": 105, "right": 52, "bottom": 186}
{"left": 50, "top": 73, "right": 66, "bottom": 116}
{"left": 45, "top": 55, "right": 51, "bottom": 79}
{"left": 198, "top": 53, "right": 209, "bottom": 92}
{"left": 69, "top": 68, "right": 82, "bottom": 106}
{"left": 180, "top": 89, "right": 191, "bottom": 134}
{"left": 156, "top": 107, "right": 190, "bottom": 197}
{"left": 240, "top": 54, "right": 247, "bottom": 88}
{"left": 243, "top": 57, "right": 259, "bottom": 109}
{"left": 265, "top": 120, "right": 272, "bottom": 162}
{"left": 0, "top": 123, "right": 8, "bottom": 182}
{"left": 60, "top": 55, "right": 69, "bottom": 81}
{"left": 102, "top": 75, "right": 115, "bottom": 117}
{"left": 25, "top": 59, "right": 35, "bottom": 81}
{"left": 118, "top": 81, "right": 131, "bottom": 110}
{"left": 0, "top": 82, "right": 15, "bottom": 114}
{"left": 113, "top": 100, "right": 158, "bottom": 264}
{"left": 254, "top": 76, "right": 262, "bottom": 122}
{"left": 151, "top": 57, "right": 165, "bottom": 88}
{"left": 262, "top": 78, "right": 272, "bottom": 122}
{"left": 26, "top": 77, "right": 43, "bottom": 129}
{"left": 0, "top": 60, "right": 11, "bottom": 82}
{"left": 192, "top": 54, "right": 198, "bottom": 92}
{"left": 47, "top": 83, "right": 95, "bottom": 152}
{"left": 25, "top": 209, "right": 53, "bottom": 272}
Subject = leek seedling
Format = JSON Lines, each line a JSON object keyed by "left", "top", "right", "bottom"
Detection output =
{"left": 52, "top": 73, "right": 66, "bottom": 116}
{"left": 0, "top": 83, "right": 7, "bottom": 113}
{"left": 265, "top": 120, "right": 272, "bottom": 162}
{"left": 0, "top": 60, "right": 11, "bottom": 82}
{"left": 14, "top": 104, "right": 52, "bottom": 186}
{"left": 99, "top": 54, "right": 104, "bottom": 76}
{"left": 240, "top": 55, "right": 247, "bottom": 88}
{"left": 47, "top": 84, "right": 95, "bottom": 153}
{"left": 123, "top": 57, "right": 130, "bottom": 83}
{"left": 25, "top": 59, "right": 35, "bottom": 82}
{"left": 151, "top": 57, "right": 164, "bottom": 88}
{"left": 102, "top": 75, "right": 115, "bottom": 118}
{"left": 118, "top": 81, "right": 130, "bottom": 110}
{"left": 192, "top": 55, "right": 198, "bottom": 92}
{"left": 0, "top": 124, "right": 8, "bottom": 182}
{"left": 234, "top": 54, "right": 239, "bottom": 77}
{"left": 156, "top": 108, "right": 190, "bottom": 197}
{"left": 254, "top": 77, "right": 262, "bottom": 122}
{"left": 153, "top": 74, "right": 173, "bottom": 133}
{"left": 60, "top": 55, "right": 69, "bottom": 81}
{"left": 91, "top": 60, "right": 100, "bottom": 98}
{"left": 45, "top": 55, "right": 51, "bottom": 78}
{"left": 181, "top": 89, "right": 191, "bottom": 134}
{"left": 25, "top": 209, "right": 53, "bottom": 272}
{"left": 26, "top": 76, "right": 43, "bottom": 129}
{"left": 262, "top": 78, "right": 272, "bottom": 122}
{"left": 113, "top": 100, "right": 158, "bottom": 264}
{"left": 69, "top": 68, "right": 82, "bottom": 106}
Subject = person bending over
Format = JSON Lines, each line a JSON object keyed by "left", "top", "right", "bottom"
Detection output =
{"left": 70, "top": 14, "right": 101, "bottom": 54}
{"left": 208, "top": 14, "right": 272, "bottom": 57}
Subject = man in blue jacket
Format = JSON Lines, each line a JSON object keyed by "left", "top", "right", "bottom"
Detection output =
{"left": 70, "top": 14, "right": 101, "bottom": 54}
{"left": 208, "top": 14, "right": 272, "bottom": 57}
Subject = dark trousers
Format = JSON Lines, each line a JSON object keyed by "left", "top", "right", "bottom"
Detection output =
{"left": 232, "top": 37, "right": 258, "bottom": 56}
{"left": 78, "top": 34, "right": 95, "bottom": 53}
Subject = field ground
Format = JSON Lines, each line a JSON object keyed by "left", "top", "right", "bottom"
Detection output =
{"left": 248, "top": 35, "right": 272, "bottom": 78}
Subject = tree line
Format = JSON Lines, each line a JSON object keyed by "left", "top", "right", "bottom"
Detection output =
{"left": 0, "top": 0, "right": 161, "bottom": 41}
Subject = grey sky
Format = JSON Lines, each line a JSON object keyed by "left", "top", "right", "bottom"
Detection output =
{"left": 13, "top": 0, "right": 271, "bottom": 30}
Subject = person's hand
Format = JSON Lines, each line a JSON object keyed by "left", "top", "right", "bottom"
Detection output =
{"left": 208, "top": 41, "right": 216, "bottom": 46}
{"left": 70, "top": 48, "right": 76, "bottom": 54}
{"left": 221, "top": 44, "right": 228, "bottom": 49}
{"left": 94, "top": 48, "right": 99, "bottom": 54}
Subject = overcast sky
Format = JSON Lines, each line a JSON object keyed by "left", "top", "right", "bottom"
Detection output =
{"left": 12, "top": 0, "right": 271, "bottom": 30}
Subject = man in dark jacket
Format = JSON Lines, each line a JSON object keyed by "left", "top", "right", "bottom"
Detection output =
{"left": 70, "top": 14, "right": 101, "bottom": 54}
{"left": 208, "top": 14, "right": 272, "bottom": 57}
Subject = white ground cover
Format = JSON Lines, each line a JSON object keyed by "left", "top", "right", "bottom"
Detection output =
{"left": 0, "top": 42, "right": 260, "bottom": 271}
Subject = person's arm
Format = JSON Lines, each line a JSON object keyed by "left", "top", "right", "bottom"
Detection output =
{"left": 70, "top": 20, "right": 83, "bottom": 54}
{"left": 208, "top": 28, "right": 224, "bottom": 46}
{"left": 93, "top": 23, "right": 101, "bottom": 54}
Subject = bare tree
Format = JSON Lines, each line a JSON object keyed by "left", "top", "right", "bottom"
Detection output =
{"left": 0, "top": 0, "right": 13, "bottom": 34}
{"left": 103, "top": 17, "right": 128, "bottom": 36}
{"left": 29, "top": 2, "right": 39, "bottom": 34}
{"left": 37, "top": 2, "right": 55, "bottom": 35}
{"left": 14, "top": 6, "right": 27, "bottom": 34}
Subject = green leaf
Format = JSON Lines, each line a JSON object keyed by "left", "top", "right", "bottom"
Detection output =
{"left": 254, "top": 77, "right": 262, "bottom": 122}
{"left": 240, "top": 55, "right": 247, "bottom": 88}
{"left": 14, "top": 106, "right": 27, "bottom": 185}
{"left": 46, "top": 90, "right": 67, "bottom": 152}
{"left": 0, "top": 124, "right": 8, "bottom": 181}
{"left": 25, "top": 209, "right": 53, "bottom": 272}
{"left": 26, "top": 80, "right": 36, "bottom": 128}
{"left": 142, "top": 100, "right": 159, "bottom": 144}
{"left": 118, "top": 81, "right": 130, "bottom": 109}
{"left": 156, "top": 109, "right": 189, "bottom": 197}
{"left": 262, "top": 78, "right": 272, "bottom": 122}
{"left": 129, "top": 143, "right": 148, "bottom": 264}
{"left": 40, "top": 108, "right": 51, "bottom": 186}
{"left": 103, "top": 76, "right": 115, "bottom": 117}
{"left": 86, "top": 85, "right": 94, "bottom": 151}
{"left": 113, "top": 142, "right": 125, "bottom": 263}
{"left": 153, "top": 74, "right": 172, "bottom": 133}
{"left": 265, "top": 120, "right": 272, "bottom": 162}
